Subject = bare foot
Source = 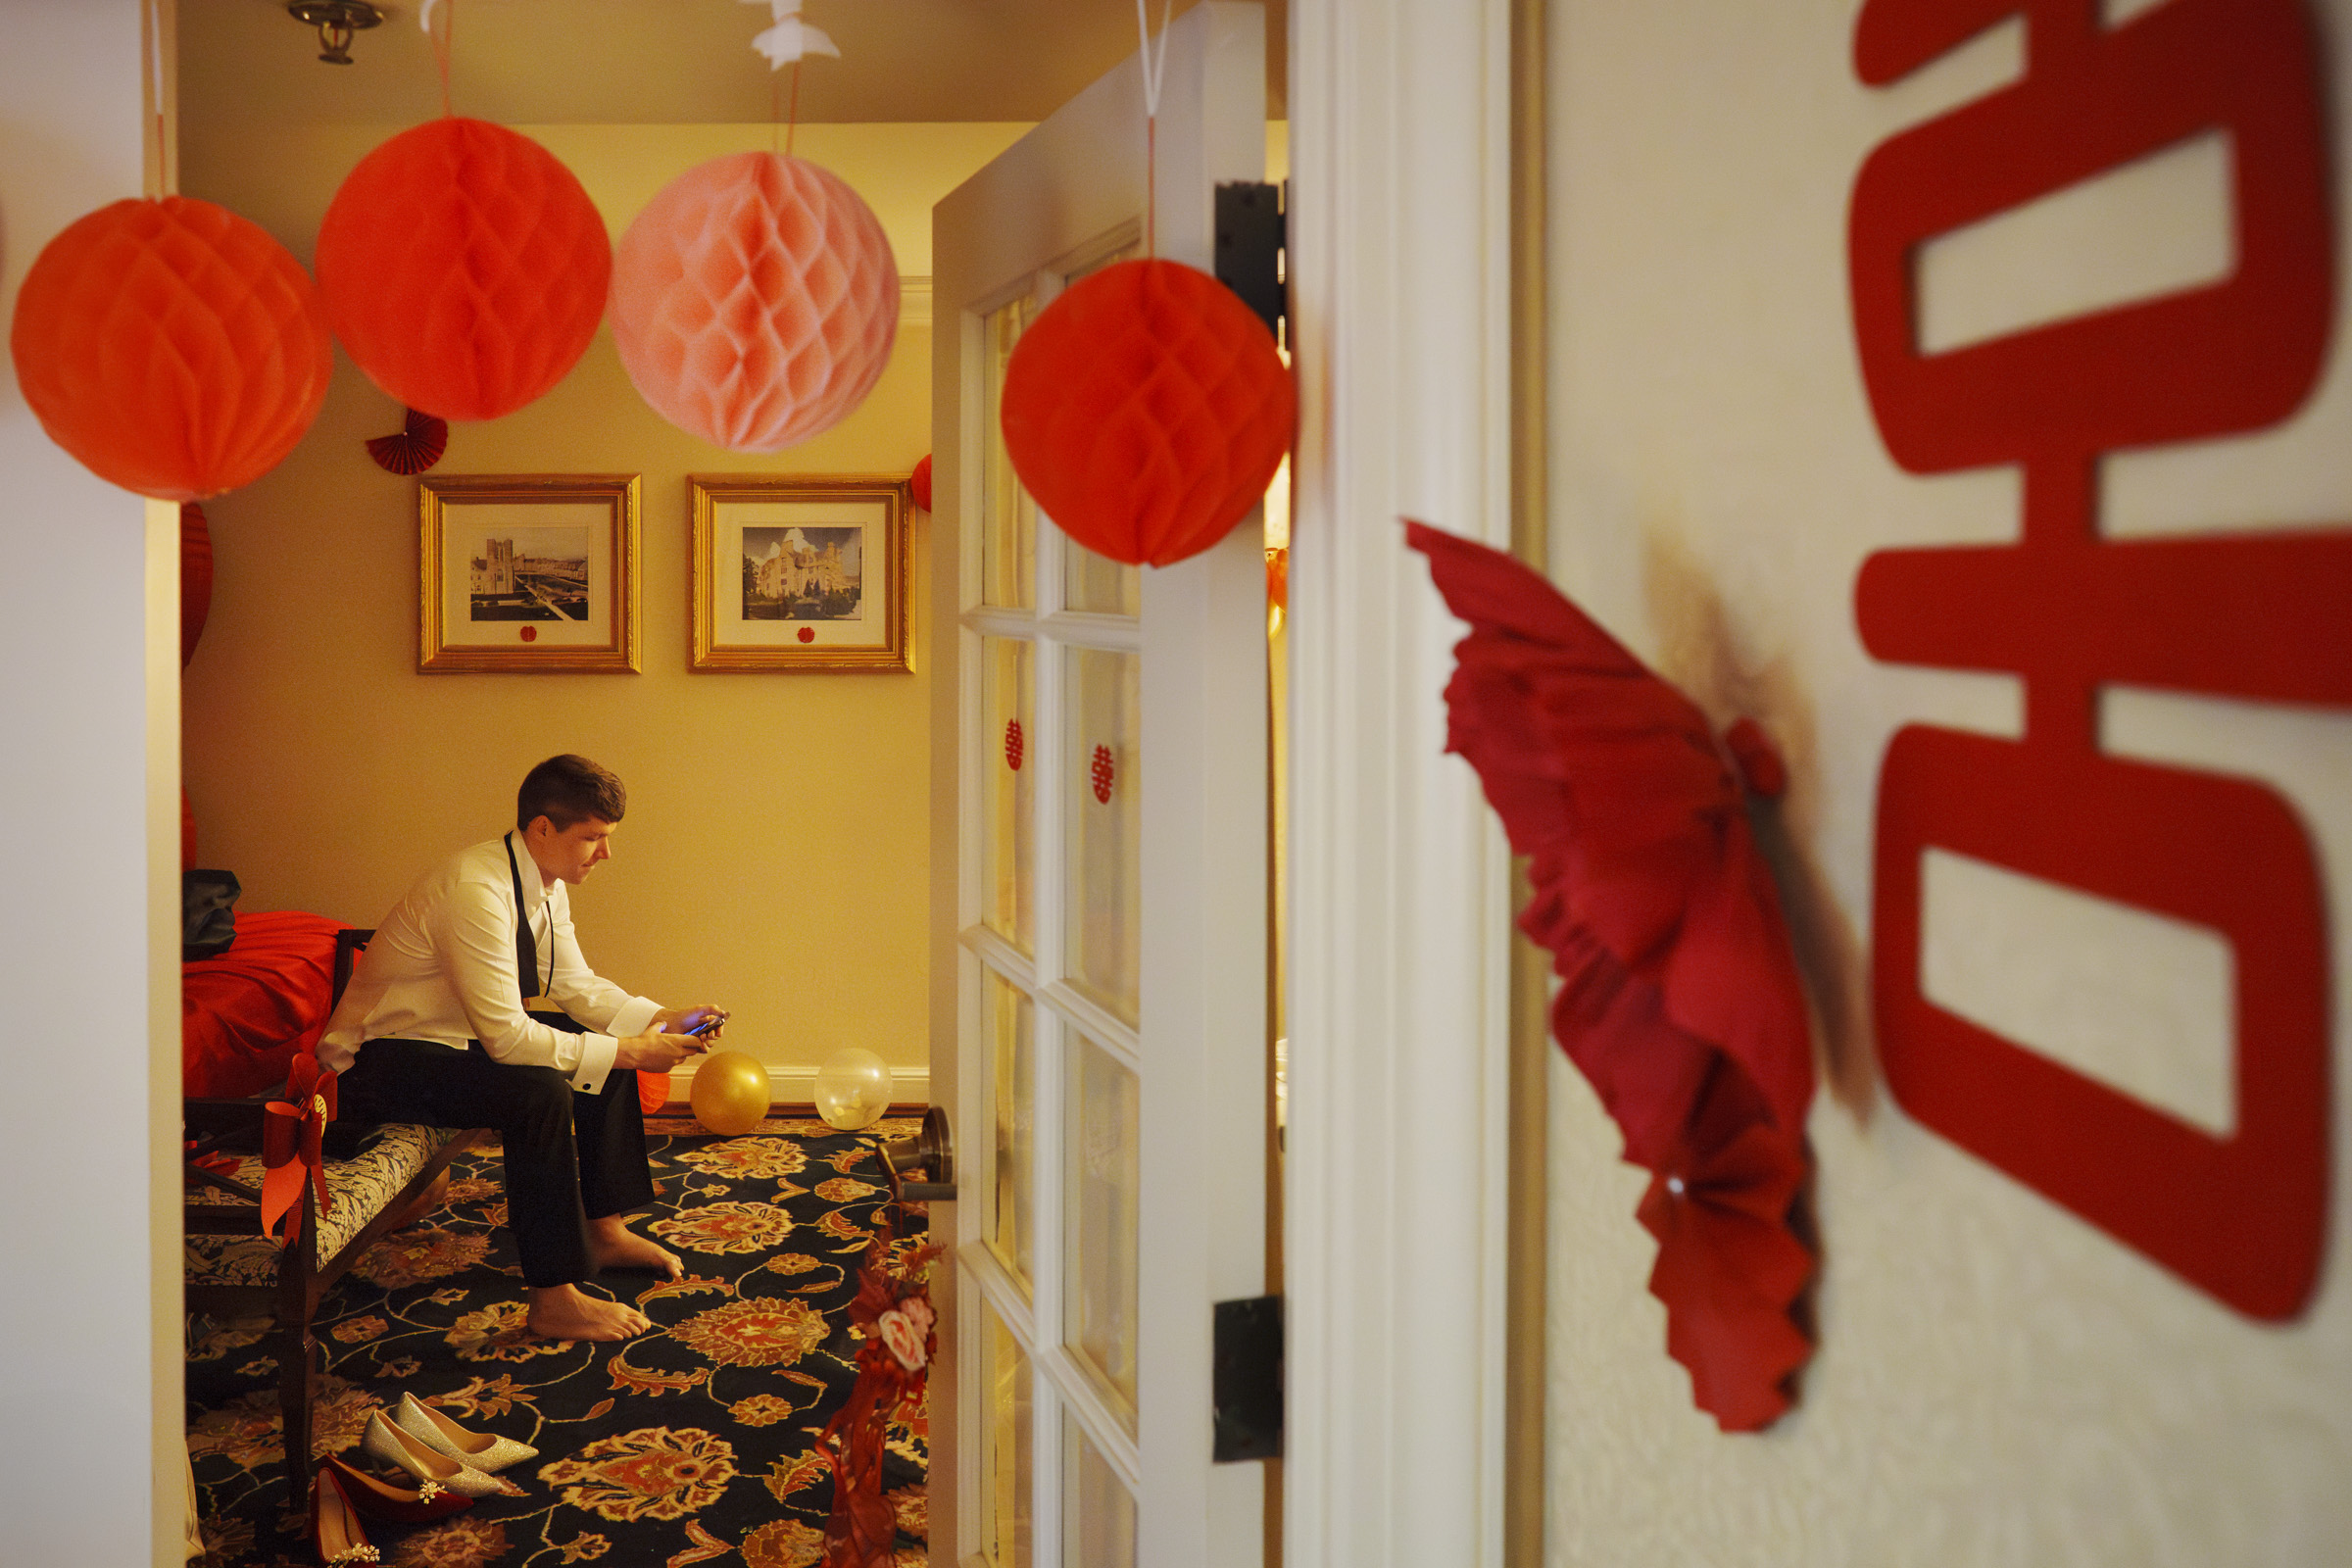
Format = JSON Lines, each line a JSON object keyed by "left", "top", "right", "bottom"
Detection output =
{"left": 526, "top": 1284, "right": 652, "bottom": 1342}
{"left": 588, "top": 1215, "right": 685, "bottom": 1281}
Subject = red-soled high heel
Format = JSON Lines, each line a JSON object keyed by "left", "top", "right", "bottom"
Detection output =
{"left": 308, "top": 1463, "right": 380, "bottom": 1566}
{"left": 319, "top": 1451, "right": 473, "bottom": 1524}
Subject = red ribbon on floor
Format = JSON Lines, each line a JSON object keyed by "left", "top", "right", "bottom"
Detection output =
{"left": 260, "top": 1055, "right": 337, "bottom": 1245}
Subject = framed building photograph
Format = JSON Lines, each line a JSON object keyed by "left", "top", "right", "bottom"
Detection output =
{"left": 690, "top": 474, "right": 912, "bottom": 672}
{"left": 418, "top": 474, "right": 641, "bottom": 673}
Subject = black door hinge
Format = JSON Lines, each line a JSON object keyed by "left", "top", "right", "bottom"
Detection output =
{"left": 1212, "top": 1294, "right": 1284, "bottom": 1462}
{"left": 1214, "top": 181, "right": 1287, "bottom": 346}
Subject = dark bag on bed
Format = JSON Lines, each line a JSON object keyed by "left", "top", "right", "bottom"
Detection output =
{"left": 182, "top": 869, "right": 241, "bottom": 960}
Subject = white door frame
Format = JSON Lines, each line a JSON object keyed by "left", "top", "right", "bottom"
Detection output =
{"left": 1283, "top": 1, "right": 1522, "bottom": 1566}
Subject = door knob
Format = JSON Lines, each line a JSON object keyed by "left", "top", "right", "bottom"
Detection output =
{"left": 882, "top": 1105, "right": 956, "bottom": 1202}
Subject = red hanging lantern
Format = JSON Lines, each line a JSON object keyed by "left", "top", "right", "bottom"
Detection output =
{"left": 1000, "top": 258, "right": 1293, "bottom": 567}
{"left": 9, "top": 197, "right": 331, "bottom": 501}
{"left": 909, "top": 453, "right": 933, "bottom": 512}
{"left": 609, "top": 152, "right": 900, "bottom": 452}
{"left": 316, "top": 118, "right": 611, "bottom": 422}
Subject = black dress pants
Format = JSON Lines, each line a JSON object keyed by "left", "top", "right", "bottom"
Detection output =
{"left": 336, "top": 1036, "right": 654, "bottom": 1288}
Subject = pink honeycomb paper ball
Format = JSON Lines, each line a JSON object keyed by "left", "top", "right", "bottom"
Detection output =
{"left": 610, "top": 152, "right": 901, "bottom": 452}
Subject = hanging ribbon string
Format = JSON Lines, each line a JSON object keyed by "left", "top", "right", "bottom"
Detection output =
{"left": 788, "top": 59, "right": 804, "bottom": 159}
{"left": 423, "top": 0, "right": 456, "bottom": 119}
{"left": 1134, "top": 0, "right": 1172, "bottom": 256}
{"left": 146, "top": 0, "right": 167, "bottom": 193}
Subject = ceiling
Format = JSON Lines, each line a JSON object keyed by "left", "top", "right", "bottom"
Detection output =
{"left": 181, "top": 0, "right": 1287, "bottom": 129}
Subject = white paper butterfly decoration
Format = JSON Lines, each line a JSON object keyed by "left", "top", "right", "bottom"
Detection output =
{"left": 741, "top": 0, "right": 841, "bottom": 68}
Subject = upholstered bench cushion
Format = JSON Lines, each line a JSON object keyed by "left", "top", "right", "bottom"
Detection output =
{"left": 184, "top": 1123, "right": 468, "bottom": 1288}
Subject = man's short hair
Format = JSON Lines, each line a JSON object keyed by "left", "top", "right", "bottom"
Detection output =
{"left": 517, "top": 755, "right": 627, "bottom": 831}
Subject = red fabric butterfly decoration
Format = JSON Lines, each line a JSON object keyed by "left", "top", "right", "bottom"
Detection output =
{"left": 1407, "top": 520, "right": 1817, "bottom": 1431}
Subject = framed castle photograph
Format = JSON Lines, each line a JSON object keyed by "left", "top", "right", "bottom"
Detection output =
{"left": 418, "top": 474, "right": 642, "bottom": 673}
{"left": 689, "top": 474, "right": 912, "bottom": 672}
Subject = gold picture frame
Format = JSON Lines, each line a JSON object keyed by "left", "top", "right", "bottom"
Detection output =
{"left": 690, "top": 474, "right": 913, "bottom": 672}
{"left": 418, "top": 474, "right": 642, "bottom": 674}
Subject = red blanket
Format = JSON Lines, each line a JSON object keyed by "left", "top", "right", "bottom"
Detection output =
{"left": 182, "top": 911, "right": 350, "bottom": 1099}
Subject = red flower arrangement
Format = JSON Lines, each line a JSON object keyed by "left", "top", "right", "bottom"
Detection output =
{"left": 816, "top": 1217, "right": 941, "bottom": 1566}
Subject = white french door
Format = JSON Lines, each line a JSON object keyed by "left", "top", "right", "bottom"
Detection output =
{"left": 928, "top": 6, "right": 1273, "bottom": 1566}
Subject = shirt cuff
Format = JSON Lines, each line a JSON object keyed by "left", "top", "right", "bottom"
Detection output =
{"left": 569, "top": 1032, "right": 621, "bottom": 1096}
{"left": 610, "top": 997, "right": 662, "bottom": 1041}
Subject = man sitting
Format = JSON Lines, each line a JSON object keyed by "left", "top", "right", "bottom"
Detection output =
{"left": 319, "top": 755, "right": 727, "bottom": 1342}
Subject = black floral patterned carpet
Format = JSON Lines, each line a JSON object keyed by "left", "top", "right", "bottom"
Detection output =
{"left": 186, "top": 1115, "right": 930, "bottom": 1568}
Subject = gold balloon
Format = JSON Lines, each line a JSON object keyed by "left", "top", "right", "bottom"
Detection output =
{"left": 690, "top": 1050, "right": 770, "bottom": 1136}
{"left": 812, "top": 1047, "right": 895, "bottom": 1131}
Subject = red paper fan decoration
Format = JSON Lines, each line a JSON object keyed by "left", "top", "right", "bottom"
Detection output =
{"left": 610, "top": 152, "right": 900, "bottom": 452}
{"left": 316, "top": 118, "right": 611, "bottom": 422}
{"left": 366, "top": 408, "right": 449, "bottom": 474}
{"left": 1409, "top": 521, "right": 1819, "bottom": 1432}
{"left": 1001, "top": 258, "right": 1293, "bottom": 567}
{"left": 909, "top": 453, "right": 933, "bottom": 512}
{"left": 9, "top": 196, "right": 331, "bottom": 501}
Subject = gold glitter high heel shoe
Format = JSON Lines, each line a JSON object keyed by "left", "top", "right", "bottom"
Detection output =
{"left": 392, "top": 1391, "right": 539, "bottom": 1473}
{"left": 360, "top": 1411, "right": 516, "bottom": 1498}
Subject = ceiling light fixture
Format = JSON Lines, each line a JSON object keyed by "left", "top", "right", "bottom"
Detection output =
{"left": 287, "top": 1, "right": 383, "bottom": 66}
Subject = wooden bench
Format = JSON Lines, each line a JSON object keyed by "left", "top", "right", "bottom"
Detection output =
{"left": 182, "top": 927, "right": 488, "bottom": 1514}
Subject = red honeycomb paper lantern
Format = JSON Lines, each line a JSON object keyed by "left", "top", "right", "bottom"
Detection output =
{"left": 610, "top": 152, "right": 900, "bottom": 452}
{"left": 1001, "top": 258, "right": 1293, "bottom": 567}
{"left": 316, "top": 118, "right": 611, "bottom": 422}
{"left": 9, "top": 196, "right": 331, "bottom": 501}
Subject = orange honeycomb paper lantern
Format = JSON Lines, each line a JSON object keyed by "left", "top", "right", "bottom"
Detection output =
{"left": 9, "top": 197, "right": 331, "bottom": 501}
{"left": 316, "top": 118, "right": 611, "bottom": 422}
{"left": 610, "top": 152, "right": 900, "bottom": 452}
{"left": 1001, "top": 258, "right": 1293, "bottom": 567}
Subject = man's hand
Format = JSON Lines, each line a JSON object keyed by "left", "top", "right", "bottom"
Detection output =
{"left": 653, "top": 1004, "right": 729, "bottom": 1044}
{"left": 613, "top": 1023, "right": 701, "bottom": 1074}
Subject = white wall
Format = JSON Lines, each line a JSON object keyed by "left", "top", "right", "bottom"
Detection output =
{"left": 1544, "top": 2, "right": 2352, "bottom": 1562}
{"left": 0, "top": 1, "right": 182, "bottom": 1563}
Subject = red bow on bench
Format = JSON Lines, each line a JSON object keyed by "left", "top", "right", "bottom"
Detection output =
{"left": 261, "top": 1055, "right": 337, "bottom": 1245}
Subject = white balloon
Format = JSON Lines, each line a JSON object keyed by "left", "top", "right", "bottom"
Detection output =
{"left": 813, "top": 1048, "right": 895, "bottom": 1132}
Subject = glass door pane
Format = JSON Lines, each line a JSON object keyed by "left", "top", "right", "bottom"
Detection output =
{"left": 982, "top": 298, "right": 1037, "bottom": 609}
{"left": 1063, "top": 1414, "right": 1138, "bottom": 1568}
{"left": 982, "top": 1301, "right": 1035, "bottom": 1568}
{"left": 982, "top": 635, "right": 1036, "bottom": 954}
{"left": 1064, "top": 545, "right": 1141, "bottom": 616}
{"left": 1066, "top": 1035, "right": 1140, "bottom": 1425}
{"left": 1063, "top": 648, "right": 1142, "bottom": 1023}
{"left": 985, "top": 968, "right": 1037, "bottom": 1289}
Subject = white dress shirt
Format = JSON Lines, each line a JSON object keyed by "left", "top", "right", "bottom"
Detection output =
{"left": 318, "top": 833, "right": 660, "bottom": 1094}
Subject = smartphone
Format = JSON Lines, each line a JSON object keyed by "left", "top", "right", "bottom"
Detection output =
{"left": 685, "top": 1012, "right": 727, "bottom": 1037}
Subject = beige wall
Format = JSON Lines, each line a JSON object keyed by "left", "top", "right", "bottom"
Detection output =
{"left": 179, "top": 122, "right": 1024, "bottom": 1088}
{"left": 1544, "top": 2, "right": 2352, "bottom": 1561}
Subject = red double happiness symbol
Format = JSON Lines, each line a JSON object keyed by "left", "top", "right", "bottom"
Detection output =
{"left": 1849, "top": 0, "right": 2346, "bottom": 1319}
{"left": 1004, "top": 718, "right": 1025, "bottom": 771}
{"left": 1090, "top": 744, "right": 1115, "bottom": 805}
